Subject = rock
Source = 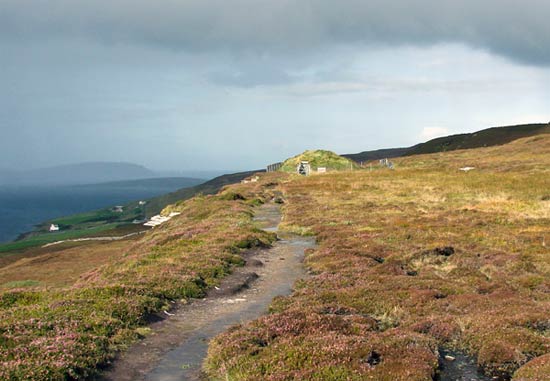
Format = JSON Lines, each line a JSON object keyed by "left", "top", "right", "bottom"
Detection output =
{"left": 247, "top": 259, "right": 264, "bottom": 267}
{"left": 434, "top": 246, "right": 455, "bottom": 256}
{"left": 444, "top": 355, "right": 456, "bottom": 361}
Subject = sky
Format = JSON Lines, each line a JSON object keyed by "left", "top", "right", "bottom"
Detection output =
{"left": 1, "top": 0, "right": 550, "bottom": 172}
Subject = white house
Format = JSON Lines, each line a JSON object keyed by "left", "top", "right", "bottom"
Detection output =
{"left": 49, "top": 224, "right": 60, "bottom": 232}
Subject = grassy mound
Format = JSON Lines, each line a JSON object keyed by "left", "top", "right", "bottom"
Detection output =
{"left": 280, "top": 150, "right": 359, "bottom": 173}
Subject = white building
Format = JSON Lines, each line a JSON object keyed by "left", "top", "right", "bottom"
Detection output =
{"left": 49, "top": 224, "right": 60, "bottom": 232}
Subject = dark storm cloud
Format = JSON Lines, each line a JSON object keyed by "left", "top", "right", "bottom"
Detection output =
{"left": 1, "top": 0, "right": 550, "bottom": 65}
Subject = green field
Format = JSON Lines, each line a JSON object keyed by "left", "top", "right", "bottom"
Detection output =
{"left": 0, "top": 223, "right": 125, "bottom": 254}
{"left": 0, "top": 172, "right": 259, "bottom": 255}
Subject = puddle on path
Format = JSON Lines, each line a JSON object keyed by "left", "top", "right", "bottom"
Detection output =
{"left": 436, "top": 349, "right": 497, "bottom": 381}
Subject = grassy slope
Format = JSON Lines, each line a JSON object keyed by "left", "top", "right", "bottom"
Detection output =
{"left": 343, "top": 123, "right": 550, "bottom": 163}
{"left": 0, "top": 241, "right": 131, "bottom": 289}
{"left": 0, "top": 171, "right": 259, "bottom": 255}
{"left": 0, "top": 175, "right": 279, "bottom": 380}
{"left": 143, "top": 170, "right": 262, "bottom": 217}
{"left": 0, "top": 223, "right": 125, "bottom": 253}
{"left": 406, "top": 123, "right": 550, "bottom": 155}
{"left": 205, "top": 135, "right": 550, "bottom": 380}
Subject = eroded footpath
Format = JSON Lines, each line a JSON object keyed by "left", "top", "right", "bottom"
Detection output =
{"left": 98, "top": 202, "right": 315, "bottom": 381}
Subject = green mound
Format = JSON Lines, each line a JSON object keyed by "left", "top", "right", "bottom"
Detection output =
{"left": 280, "top": 150, "right": 359, "bottom": 173}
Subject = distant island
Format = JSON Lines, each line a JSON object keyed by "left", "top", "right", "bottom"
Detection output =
{"left": 0, "top": 162, "right": 238, "bottom": 186}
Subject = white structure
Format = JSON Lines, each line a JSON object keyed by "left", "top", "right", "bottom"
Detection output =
{"left": 459, "top": 167, "right": 476, "bottom": 172}
{"left": 297, "top": 161, "right": 311, "bottom": 176}
{"left": 317, "top": 167, "right": 327, "bottom": 173}
{"left": 113, "top": 206, "right": 124, "bottom": 213}
{"left": 241, "top": 176, "right": 260, "bottom": 184}
{"left": 143, "top": 212, "right": 181, "bottom": 227}
{"left": 138, "top": 201, "right": 147, "bottom": 206}
{"left": 49, "top": 224, "right": 60, "bottom": 232}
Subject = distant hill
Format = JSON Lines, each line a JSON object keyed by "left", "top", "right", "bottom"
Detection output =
{"left": 154, "top": 170, "right": 237, "bottom": 180}
{"left": 343, "top": 123, "right": 550, "bottom": 163}
{"left": 75, "top": 177, "right": 205, "bottom": 190}
{"left": 2, "top": 162, "right": 158, "bottom": 186}
{"left": 342, "top": 147, "right": 413, "bottom": 163}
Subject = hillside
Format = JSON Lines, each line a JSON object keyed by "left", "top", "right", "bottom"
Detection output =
{"left": 1, "top": 135, "right": 549, "bottom": 380}
{"left": 0, "top": 171, "right": 260, "bottom": 254}
{"left": 342, "top": 147, "right": 412, "bottom": 163}
{"left": 206, "top": 134, "right": 550, "bottom": 381}
{"left": 344, "top": 122, "right": 550, "bottom": 162}
{"left": 0, "top": 178, "right": 280, "bottom": 380}
{"left": 142, "top": 170, "right": 263, "bottom": 216}
{"left": 280, "top": 150, "right": 359, "bottom": 173}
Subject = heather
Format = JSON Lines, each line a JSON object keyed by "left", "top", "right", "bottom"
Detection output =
{"left": 0, "top": 178, "right": 280, "bottom": 380}
{"left": 205, "top": 135, "right": 550, "bottom": 380}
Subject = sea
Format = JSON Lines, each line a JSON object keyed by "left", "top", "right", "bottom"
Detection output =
{"left": 0, "top": 180, "right": 203, "bottom": 243}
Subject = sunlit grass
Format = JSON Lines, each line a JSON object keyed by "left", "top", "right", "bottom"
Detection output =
{"left": 205, "top": 135, "right": 550, "bottom": 380}
{"left": 0, "top": 177, "right": 282, "bottom": 380}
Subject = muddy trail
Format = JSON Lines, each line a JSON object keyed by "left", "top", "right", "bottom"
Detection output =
{"left": 97, "top": 203, "right": 315, "bottom": 381}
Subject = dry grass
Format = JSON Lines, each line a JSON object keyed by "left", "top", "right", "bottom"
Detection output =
{"left": 0, "top": 176, "right": 282, "bottom": 380}
{"left": 205, "top": 135, "right": 550, "bottom": 380}
{"left": 0, "top": 241, "right": 132, "bottom": 289}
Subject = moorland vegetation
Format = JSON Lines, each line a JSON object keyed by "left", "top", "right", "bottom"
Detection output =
{"left": 206, "top": 135, "right": 550, "bottom": 380}
{"left": 1, "top": 133, "right": 549, "bottom": 380}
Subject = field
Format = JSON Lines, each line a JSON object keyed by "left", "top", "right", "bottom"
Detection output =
{"left": 1, "top": 135, "right": 549, "bottom": 380}
{"left": 0, "top": 223, "right": 140, "bottom": 254}
{"left": 205, "top": 135, "right": 550, "bottom": 380}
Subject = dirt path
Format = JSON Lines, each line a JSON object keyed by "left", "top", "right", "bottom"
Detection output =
{"left": 97, "top": 202, "right": 315, "bottom": 381}
{"left": 42, "top": 230, "right": 147, "bottom": 248}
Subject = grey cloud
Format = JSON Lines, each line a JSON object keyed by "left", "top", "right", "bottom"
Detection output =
{"left": 279, "top": 78, "right": 531, "bottom": 97}
{"left": 1, "top": 1, "right": 550, "bottom": 65}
